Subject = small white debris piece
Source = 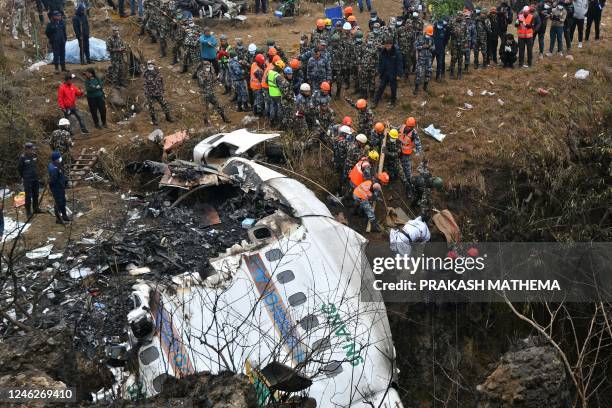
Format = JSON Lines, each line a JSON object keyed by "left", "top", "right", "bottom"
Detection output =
{"left": 467, "top": 89, "right": 474, "bottom": 96}
{"left": 566, "top": 54, "right": 574, "bottom": 61}
{"left": 189, "top": 89, "right": 196, "bottom": 94}
{"left": 488, "top": 79, "right": 495, "bottom": 85}
{"left": 497, "top": 98, "right": 505, "bottom": 106}
{"left": 69, "top": 266, "right": 94, "bottom": 279}
{"left": 128, "top": 267, "right": 152, "bottom": 276}
{"left": 563, "top": 73, "right": 568, "bottom": 78}
{"left": 423, "top": 124, "right": 446, "bottom": 142}
{"left": 420, "top": 101, "right": 427, "bottom": 107}
{"left": 26, "top": 244, "right": 54, "bottom": 259}
{"left": 464, "top": 103, "right": 473, "bottom": 110}
{"left": 574, "top": 69, "right": 589, "bottom": 79}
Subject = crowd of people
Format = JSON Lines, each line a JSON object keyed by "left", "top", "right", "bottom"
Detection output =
{"left": 9, "top": 0, "right": 606, "bottom": 232}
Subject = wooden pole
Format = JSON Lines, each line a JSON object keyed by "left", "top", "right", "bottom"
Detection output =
{"left": 366, "top": 123, "right": 389, "bottom": 232}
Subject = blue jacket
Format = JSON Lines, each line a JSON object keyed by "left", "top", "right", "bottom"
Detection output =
{"left": 45, "top": 19, "right": 67, "bottom": 47}
{"left": 48, "top": 162, "right": 66, "bottom": 194}
{"left": 18, "top": 154, "right": 39, "bottom": 182}
{"left": 72, "top": 8, "right": 89, "bottom": 38}
{"left": 433, "top": 24, "right": 449, "bottom": 51}
{"left": 378, "top": 45, "right": 404, "bottom": 79}
{"left": 199, "top": 34, "right": 218, "bottom": 60}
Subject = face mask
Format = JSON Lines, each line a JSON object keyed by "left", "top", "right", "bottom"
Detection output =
{"left": 58, "top": 157, "right": 63, "bottom": 163}
{"left": 147, "top": 65, "right": 154, "bottom": 70}
{"left": 412, "top": 12, "right": 418, "bottom": 17}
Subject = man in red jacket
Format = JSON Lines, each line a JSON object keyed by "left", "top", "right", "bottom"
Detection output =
{"left": 57, "top": 73, "right": 89, "bottom": 134}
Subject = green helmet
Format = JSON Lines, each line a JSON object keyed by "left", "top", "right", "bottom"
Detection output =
{"left": 355, "top": 31, "right": 364, "bottom": 39}
{"left": 266, "top": 38, "right": 275, "bottom": 46}
{"left": 432, "top": 177, "right": 443, "bottom": 190}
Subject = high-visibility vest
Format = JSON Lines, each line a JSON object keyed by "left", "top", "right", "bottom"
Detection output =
{"left": 398, "top": 126, "right": 416, "bottom": 155}
{"left": 354, "top": 180, "right": 374, "bottom": 200}
{"left": 261, "top": 63, "right": 272, "bottom": 89}
{"left": 349, "top": 157, "right": 370, "bottom": 187}
{"left": 268, "top": 70, "right": 281, "bottom": 97}
{"left": 250, "top": 63, "right": 263, "bottom": 90}
{"left": 517, "top": 14, "right": 534, "bottom": 39}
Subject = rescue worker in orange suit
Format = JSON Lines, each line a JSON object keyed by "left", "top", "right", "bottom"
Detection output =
{"left": 349, "top": 150, "right": 379, "bottom": 189}
{"left": 515, "top": 6, "right": 535, "bottom": 67}
{"left": 250, "top": 54, "right": 266, "bottom": 116}
{"left": 353, "top": 172, "right": 390, "bottom": 232}
{"left": 398, "top": 117, "right": 422, "bottom": 197}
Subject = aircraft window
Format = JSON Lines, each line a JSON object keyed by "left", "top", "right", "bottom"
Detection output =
{"left": 152, "top": 374, "right": 168, "bottom": 393}
{"left": 288, "top": 292, "right": 306, "bottom": 307}
{"left": 322, "top": 361, "right": 343, "bottom": 378}
{"left": 140, "top": 346, "right": 160, "bottom": 365}
{"left": 312, "top": 338, "right": 331, "bottom": 352}
{"left": 276, "top": 270, "right": 295, "bottom": 284}
{"left": 300, "top": 314, "right": 319, "bottom": 331}
{"left": 265, "top": 248, "right": 283, "bottom": 261}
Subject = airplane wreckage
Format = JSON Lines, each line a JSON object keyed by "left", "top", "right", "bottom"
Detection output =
{"left": 92, "top": 130, "right": 404, "bottom": 407}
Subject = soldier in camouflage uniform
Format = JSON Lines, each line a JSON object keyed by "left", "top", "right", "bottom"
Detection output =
{"left": 356, "top": 36, "right": 378, "bottom": 99}
{"left": 368, "top": 22, "right": 384, "bottom": 51}
{"left": 474, "top": 9, "right": 491, "bottom": 69}
{"left": 346, "top": 98, "right": 374, "bottom": 137}
{"left": 217, "top": 35, "right": 232, "bottom": 95}
{"left": 396, "top": 17, "right": 416, "bottom": 78}
{"left": 229, "top": 51, "right": 249, "bottom": 112}
{"left": 49, "top": 122, "right": 73, "bottom": 158}
{"left": 317, "top": 102, "right": 337, "bottom": 141}
{"left": 106, "top": 27, "right": 127, "bottom": 87}
{"left": 449, "top": 12, "right": 469, "bottom": 79}
{"left": 414, "top": 25, "right": 435, "bottom": 95}
{"left": 196, "top": 60, "right": 229, "bottom": 125}
{"left": 344, "top": 135, "right": 369, "bottom": 185}
{"left": 341, "top": 25, "right": 356, "bottom": 93}
{"left": 307, "top": 47, "right": 332, "bottom": 93}
{"left": 331, "top": 125, "right": 351, "bottom": 194}
{"left": 171, "top": 12, "right": 186, "bottom": 65}
{"left": 384, "top": 129, "right": 403, "bottom": 182}
{"left": 465, "top": 11, "right": 477, "bottom": 73}
{"left": 295, "top": 83, "right": 312, "bottom": 138}
{"left": 143, "top": 61, "right": 174, "bottom": 126}
{"left": 278, "top": 67, "right": 297, "bottom": 132}
{"left": 155, "top": 0, "right": 175, "bottom": 58}
{"left": 412, "top": 160, "right": 442, "bottom": 221}
{"left": 181, "top": 21, "right": 200, "bottom": 74}
{"left": 139, "top": 0, "right": 155, "bottom": 41}
{"left": 310, "top": 21, "right": 329, "bottom": 48}
{"left": 329, "top": 33, "right": 344, "bottom": 98}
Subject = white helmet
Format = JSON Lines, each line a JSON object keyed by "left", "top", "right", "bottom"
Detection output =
{"left": 340, "top": 125, "right": 352, "bottom": 135}
{"left": 299, "top": 83, "right": 311, "bottom": 92}
{"left": 58, "top": 118, "right": 70, "bottom": 126}
{"left": 343, "top": 22, "right": 352, "bottom": 30}
{"left": 248, "top": 43, "right": 257, "bottom": 53}
{"left": 356, "top": 133, "right": 368, "bottom": 144}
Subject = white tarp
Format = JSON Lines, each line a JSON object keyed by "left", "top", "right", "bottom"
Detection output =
{"left": 1, "top": 217, "right": 30, "bottom": 243}
{"left": 47, "top": 37, "right": 110, "bottom": 64}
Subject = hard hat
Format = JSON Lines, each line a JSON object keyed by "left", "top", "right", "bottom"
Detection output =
{"left": 274, "top": 60, "right": 286, "bottom": 69}
{"left": 340, "top": 125, "right": 353, "bottom": 134}
{"left": 248, "top": 43, "right": 257, "bottom": 53}
{"left": 368, "top": 150, "right": 379, "bottom": 161}
{"left": 58, "top": 118, "right": 70, "bottom": 126}
{"left": 389, "top": 129, "right": 399, "bottom": 139}
{"left": 347, "top": 16, "right": 357, "bottom": 23}
{"left": 272, "top": 55, "right": 281, "bottom": 63}
{"left": 523, "top": 6, "right": 530, "bottom": 13}
{"left": 299, "top": 83, "right": 311, "bottom": 92}
{"left": 356, "top": 99, "right": 367, "bottom": 109}
{"left": 342, "top": 116, "right": 352, "bottom": 126}
{"left": 406, "top": 117, "right": 416, "bottom": 127}
{"left": 289, "top": 58, "right": 301, "bottom": 69}
{"left": 51, "top": 150, "right": 62, "bottom": 161}
{"left": 219, "top": 34, "right": 227, "bottom": 40}
{"left": 355, "top": 30, "right": 364, "bottom": 39}
{"left": 268, "top": 47, "right": 277, "bottom": 56}
{"left": 316, "top": 18, "right": 325, "bottom": 28}
{"left": 374, "top": 122, "right": 385, "bottom": 133}
{"left": 343, "top": 22, "right": 352, "bottom": 30}
{"left": 320, "top": 81, "right": 331, "bottom": 91}
{"left": 284, "top": 66, "right": 293, "bottom": 75}
{"left": 425, "top": 25, "right": 434, "bottom": 36}
{"left": 356, "top": 133, "right": 368, "bottom": 144}
{"left": 344, "top": 6, "right": 353, "bottom": 15}
{"left": 255, "top": 54, "right": 265, "bottom": 65}
{"left": 324, "top": 18, "right": 332, "bottom": 26}
{"left": 377, "top": 171, "right": 390, "bottom": 185}
{"left": 432, "top": 176, "right": 444, "bottom": 190}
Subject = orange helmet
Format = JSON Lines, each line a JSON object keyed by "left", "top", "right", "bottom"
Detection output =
{"left": 356, "top": 99, "right": 367, "bottom": 109}
{"left": 347, "top": 15, "right": 357, "bottom": 23}
{"left": 424, "top": 25, "right": 434, "bottom": 36}
{"left": 406, "top": 117, "right": 416, "bottom": 127}
{"left": 316, "top": 18, "right": 325, "bottom": 28}
{"left": 342, "top": 116, "right": 352, "bottom": 126}
{"left": 374, "top": 122, "right": 385, "bottom": 133}
{"left": 272, "top": 55, "right": 281, "bottom": 63}
{"left": 320, "top": 81, "right": 331, "bottom": 91}
{"left": 289, "top": 58, "right": 301, "bottom": 69}
{"left": 377, "top": 172, "right": 390, "bottom": 185}
{"left": 268, "top": 47, "right": 277, "bottom": 56}
{"left": 344, "top": 6, "right": 353, "bottom": 16}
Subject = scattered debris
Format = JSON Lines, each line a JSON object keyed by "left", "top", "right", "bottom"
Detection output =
{"left": 497, "top": 98, "right": 505, "bottom": 106}
{"left": 574, "top": 69, "right": 590, "bottom": 79}
{"left": 26, "top": 244, "right": 54, "bottom": 259}
{"left": 480, "top": 90, "right": 496, "bottom": 96}
{"left": 537, "top": 88, "right": 549, "bottom": 96}
{"left": 566, "top": 54, "right": 574, "bottom": 61}
{"left": 193, "top": 128, "right": 280, "bottom": 165}
{"left": 423, "top": 124, "right": 446, "bottom": 142}
{"left": 147, "top": 129, "right": 164, "bottom": 143}
{"left": 467, "top": 89, "right": 474, "bottom": 96}
{"left": 1, "top": 217, "right": 30, "bottom": 242}
{"left": 463, "top": 103, "right": 473, "bottom": 110}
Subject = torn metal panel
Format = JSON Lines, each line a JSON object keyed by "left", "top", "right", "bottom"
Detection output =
{"left": 116, "top": 159, "right": 403, "bottom": 408}
{"left": 159, "top": 160, "right": 223, "bottom": 189}
{"left": 193, "top": 128, "right": 280, "bottom": 165}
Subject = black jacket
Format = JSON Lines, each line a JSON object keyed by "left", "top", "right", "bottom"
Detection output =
{"left": 45, "top": 19, "right": 67, "bottom": 47}
{"left": 72, "top": 11, "right": 90, "bottom": 38}
{"left": 378, "top": 45, "right": 404, "bottom": 79}
{"left": 18, "top": 154, "right": 39, "bottom": 182}
{"left": 497, "top": 3, "right": 513, "bottom": 32}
